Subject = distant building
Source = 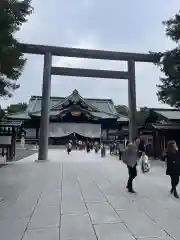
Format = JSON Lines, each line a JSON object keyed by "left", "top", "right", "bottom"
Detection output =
{"left": 7, "top": 89, "right": 129, "bottom": 144}
{"left": 140, "top": 108, "right": 180, "bottom": 158}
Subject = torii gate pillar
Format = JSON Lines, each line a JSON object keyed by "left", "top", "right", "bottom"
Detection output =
{"left": 128, "top": 59, "right": 137, "bottom": 142}
{"left": 38, "top": 52, "right": 52, "bottom": 160}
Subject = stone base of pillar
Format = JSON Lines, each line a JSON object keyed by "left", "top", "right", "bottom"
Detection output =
{"left": 35, "top": 159, "right": 49, "bottom": 162}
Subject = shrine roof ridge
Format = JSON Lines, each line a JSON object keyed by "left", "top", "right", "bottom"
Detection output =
{"left": 30, "top": 95, "right": 114, "bottom": 103}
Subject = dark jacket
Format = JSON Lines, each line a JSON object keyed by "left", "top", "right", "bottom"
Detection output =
{"left": 138, "top": 140, "right": 145, "bottom": 152}
{"left": 123, "top": 143, "right": 138, "bottom": 168}
{"left": 166, "top": 151, "right": 180, "bottom": 176}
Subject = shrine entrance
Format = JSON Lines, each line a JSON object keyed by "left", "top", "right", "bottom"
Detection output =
{"left": 18, "top": 43, "right": 156, "bottom": 160}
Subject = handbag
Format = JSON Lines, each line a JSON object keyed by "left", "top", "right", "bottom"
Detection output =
{"left": 140, "top": 154, "right": 150, "bottom": 173}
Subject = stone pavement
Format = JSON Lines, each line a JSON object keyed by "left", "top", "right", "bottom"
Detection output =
{"left": 0, "top": 149, "right": 180, "bottom": 240}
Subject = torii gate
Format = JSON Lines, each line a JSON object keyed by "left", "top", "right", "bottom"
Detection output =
{"left": 18, "top": 43, "right": 156, "bottom": 161}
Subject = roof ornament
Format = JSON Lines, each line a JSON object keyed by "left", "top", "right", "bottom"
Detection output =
{"left": 160, "top": 120, "right": 167, "bottom": 124}
{"left": 72, "top": 89, "right": 79, "bottom": 95}
{"left": 71, "top": 89, "right": 80, "bottom": 104}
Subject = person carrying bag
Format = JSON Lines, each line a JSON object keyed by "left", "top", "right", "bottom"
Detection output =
{"left": 122, "top": 142, "right": 139, "bottom": 193}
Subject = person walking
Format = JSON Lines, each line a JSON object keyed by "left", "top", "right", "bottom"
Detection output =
{"left": 101, "top": 142, "right": 106, "bottom": 157}
{"left": 86, "top": 140, "right": 91, "bottom": 153}
{"left": 164, "top": 140, "right": 180, "bottom": 198}
{"left": 94, "top": 141, "right": 99, "bottom": 153}
{"left": 118, "top": 141, "right": 124, "bottom": 160}
{"left": 110, "top": 142, "right": 113, "bottom": 155}
{"left": 67, "top": 141, "right": 72, "bottom": 155}
{"left": 123, "top": 137, "right": 140, "bottom": 193}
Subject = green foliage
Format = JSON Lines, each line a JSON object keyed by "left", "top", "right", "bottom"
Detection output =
{"left": 136, "top": 107, "right": 149, "bottom": 125}
{"left": 163, "top": 12, "right": 180, "bottom": 42}
{"left": 6, "top": 102, "right": 27, "bottom": 114}
{"left": 115, "top": 105, "right": 149, "bottom": 125}
{"left": 0, "top": 0, "right": 33, "bottom": 97}
{"left": 151, "top": 10, "right": 180, "bottom": 108}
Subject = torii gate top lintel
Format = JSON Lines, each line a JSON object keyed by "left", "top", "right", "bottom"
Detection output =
{"left": 18, "top": 43, "right": 156, "bottom": 63}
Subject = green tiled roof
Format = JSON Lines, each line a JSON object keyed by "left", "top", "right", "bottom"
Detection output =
{"left": 29, "top": 93, "right": 118, "bottom": 116}
{"left": 7, "top": 112, "right": 31, "bottom": 120}
{"left": 7, "top": 90, "right": 128, "bottom": 122}
{"left": 117, "top": 115, "right": 129, "bottom": 122}
{"left": 151, "top": 108, "right": 180, "bottom": 120}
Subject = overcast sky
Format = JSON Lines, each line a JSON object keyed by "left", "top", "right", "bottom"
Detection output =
{"left": 1, "top": 0, "right": 179, "bottom": 108}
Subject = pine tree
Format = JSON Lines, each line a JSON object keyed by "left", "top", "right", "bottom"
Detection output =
{"left": 152, "top": 11, "right": 180, "bottom": 108}
{"left": 0, "top": 0, "right": 32, "bottom": 97}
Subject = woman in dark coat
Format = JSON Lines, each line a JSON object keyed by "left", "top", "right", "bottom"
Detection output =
{"left": 138, "top": 138, "right": 146, "bottom": 157}
{"left": 86, "top": 141, "right": 90, "bottom": 153}
{"left": 165, "top": 140, "right": 180, "bottom": 198}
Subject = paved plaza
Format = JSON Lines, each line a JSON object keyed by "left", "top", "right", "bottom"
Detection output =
{"left": 0, "top": 149, "right": 180, "bottom": 239}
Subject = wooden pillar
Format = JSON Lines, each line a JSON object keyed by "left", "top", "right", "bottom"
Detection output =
{"left": 128, "top": 59, "right": 137, "bottom": 142}
{"left": 6, "top": 146, "right": 11, "bottom": 162}
{"left": 38, "top": 52, "right": 52, "bottom": 160}
{"left": 13, "top": 136, "right": 16, "bottom": 161}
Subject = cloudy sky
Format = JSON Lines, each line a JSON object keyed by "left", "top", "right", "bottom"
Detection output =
{"left": 2, "top": 0, "right": 179, "bottom": 108}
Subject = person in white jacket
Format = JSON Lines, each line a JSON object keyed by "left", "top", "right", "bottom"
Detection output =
{"left": 67, "top": 141, "right": 72, "bottom": 155}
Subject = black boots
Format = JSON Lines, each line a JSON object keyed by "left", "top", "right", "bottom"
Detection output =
{"left": 170, "top": 188, "right": 179, "bottom": 198}
{"left": 174, "top": 189, "right": 179, "bottom": 198}
{"left": 126, "top": 185, "right": 136, "bottom": 194}
{"left": 128, "top": 188, "right": 136, "bottom": 194}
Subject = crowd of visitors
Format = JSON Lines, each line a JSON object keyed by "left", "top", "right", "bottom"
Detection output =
{"left": 66, "top": 136, "right": 180, "bottom": 199}
{"left": 66, "top": 139, "right": 103, "bottom": 155}
{"left": 123, "top": 137, "right": 180, "bottom": 198}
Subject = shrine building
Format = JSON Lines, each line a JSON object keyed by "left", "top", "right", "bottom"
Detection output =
{"left": 7, "top": 89, "right": 129, "bottom": 144}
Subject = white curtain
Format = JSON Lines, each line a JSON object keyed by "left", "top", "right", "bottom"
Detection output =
{"left": 49, "top": 123, "right": 101, "bottom": 138}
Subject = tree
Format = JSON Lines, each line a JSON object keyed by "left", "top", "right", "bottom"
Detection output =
{"left": 0, "top": 0, "right": 32, "bottom": 98}
{"left": 6, "top": 102, "right": 27, "bottom": 114}
{"left": 136, "top": 107, "right": 149, "bottom": 125}
{"left": 151, "top": 11, "right": 180, "bottom": 108}
{"left": 115, "top": 105, "right": 149, "bottom": 125}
